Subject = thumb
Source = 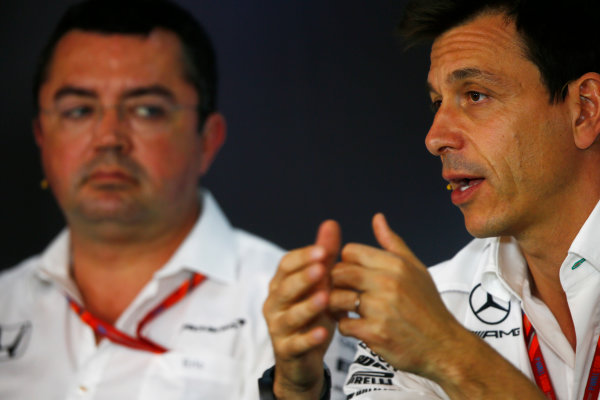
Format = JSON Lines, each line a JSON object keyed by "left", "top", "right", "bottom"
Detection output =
{"left": 315, "top": 219, "right": 341, "bottom": 265}
{"left": 372, "top": 213, "right": 409, "bottom": 256}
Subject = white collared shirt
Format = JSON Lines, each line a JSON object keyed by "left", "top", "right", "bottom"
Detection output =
{"left": 344, "top": 200, "right": 600, "bottom": 400}
{"left": 0, "top": 191, "right": 354, "bottom": 400}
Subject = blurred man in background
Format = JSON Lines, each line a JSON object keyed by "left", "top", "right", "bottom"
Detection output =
{"left": 0, "top": 1, "right": 352, "bottom": 398}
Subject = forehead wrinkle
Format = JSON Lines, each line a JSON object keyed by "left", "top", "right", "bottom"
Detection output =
{"left": 448, "top": 68, "right": 507, "bottom": 87}
{"left": 428, "top": 27, "right": 526, "bottom": 95}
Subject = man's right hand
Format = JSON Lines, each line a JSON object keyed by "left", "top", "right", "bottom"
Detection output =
{"left": 262, "top": 220, "right": 341, "bottom": 399}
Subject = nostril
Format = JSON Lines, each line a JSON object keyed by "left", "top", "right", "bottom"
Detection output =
{"left": 425, "top": 123, "right": 463, "bottom": 156}
{"left": 438, "top": 146, "right": 453, "bottom": 156}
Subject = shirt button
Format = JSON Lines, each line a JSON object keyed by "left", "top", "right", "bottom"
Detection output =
{"left": 78, "top": 385, "right": 88, "bottom": 394}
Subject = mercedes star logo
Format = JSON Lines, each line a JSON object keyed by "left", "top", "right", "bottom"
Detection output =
{"left": 468, "top": 284, "right": 511, "bottom": 325}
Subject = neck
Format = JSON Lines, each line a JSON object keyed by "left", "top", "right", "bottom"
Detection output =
{"left": 69, "top": 206, "right": 199, "bottom": 325}
{"left": 515, "top": 196, "right": 598, "bottom": 350}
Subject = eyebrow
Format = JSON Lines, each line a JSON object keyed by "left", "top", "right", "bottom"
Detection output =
{"left": 121, "top": 85, "right": 176, "bottom": 101}
{"left": 427, "top": 68, "right": 506, "bottom": 94}
{"left": 53, "top": 86, "right": 97, "bottom": 102}
{"left": 53, "top": 84, "right": 176, "bottom": 102}
{"left": 448, "top": 68, "right": 504, "bottom": 85}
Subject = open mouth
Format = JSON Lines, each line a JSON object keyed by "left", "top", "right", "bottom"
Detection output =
{"left": 451, "top": 178, "right": 484, "bottom": 192}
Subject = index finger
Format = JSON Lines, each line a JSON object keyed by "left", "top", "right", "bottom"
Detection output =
{"left": 272, "top": 219, "right": 341, "bottom": 284}
{"left": 340, "top": 243, "right": 403, "bottom": 272}
{"left": 273, "top": 245, "right": 327, "bottom": 284}
{"left": 314, "top": 219, "right": 342, "bottom": 266}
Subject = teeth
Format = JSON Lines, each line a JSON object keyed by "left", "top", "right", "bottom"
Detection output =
{"left": 459, "top": 181, "right": 472, "bottom": 191}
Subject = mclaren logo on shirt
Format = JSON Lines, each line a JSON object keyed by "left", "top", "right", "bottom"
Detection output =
{"left": 182, "top": 318, "right": 246, "bottom": 333}
{"left": 469, "top": 284, "right": 511, "bottom": 325}
{"left": 0, "top": 321, "right": 32, "bottom": 361}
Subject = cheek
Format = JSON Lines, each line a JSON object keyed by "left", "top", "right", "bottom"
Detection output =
{"left": 502, "top": 113, "right": 569, "bottom": 194}
{"left": 470, "top": 116, "right": 518, "bottom": 185}
{"left": 136, "top": 135, "right": 203, "bottom": 185}
{"left": 41, "top": 135, "right": 89, "bottom": 187}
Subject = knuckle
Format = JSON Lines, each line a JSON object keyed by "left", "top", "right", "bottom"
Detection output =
{"left": 365, "top": 326, "right": 387, "bottom": 347}
{"left": 328, "top": 289, "right": 344, "bottom": 306}
{"left": 374, "top": 273, "right": 398, "bottom": 292}
{"left": 272, "top": 338, "right": 288, "bottom": 356}
{"left": 360, "top": 331, "right": 376, "bottom": 347}
{"left": 268, "top": 278, "right": 279, "bottom": 293}
{"left": 331, "top": 265, "right": 345, "bottom": 280}
{"left": 338, "top": 318, "right": 351, "bottom": 336}
{"left": 341, "top": 243, "right": 358, "bottom": 258}
{"left": 278, "top": 275, "right": 304, "bottom": 301}
{"left": 262, "top": 300, "right": 270, "bottom": 318}
{"left": 387, "top": 258, "right": 413, "bottom": 280}
{"left": 280, "top": 336, "right": 304, "bottom": 356}
{"left": 282, "top": 308, "right": 299, "bottom": 327}
{"left": 279, "top": 255, "right": 296, "bottom": 274}
{"left": 280, "top": 248, "right": 309, "bottom": 273}
{"left": 359, "top": 293, "right": 371, "bottom": 310}
{"left": 262, "top": 299, "right": 280, "bottom": 324}
{"left": 389, "top": 257, "right": 406, "bottom": 272}
{"left": 352, "top": 272, "right": 364, "bottom": 287}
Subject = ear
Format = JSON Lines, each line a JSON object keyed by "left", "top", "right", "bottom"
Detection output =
{"left": 33, "top": 117, "right": 44, "bottom": 147}
{"left": 197, "top": 112, "right": 226, "bottom": 176}
{"left": 569, "top": 73, "right": 600, "bottom": 149}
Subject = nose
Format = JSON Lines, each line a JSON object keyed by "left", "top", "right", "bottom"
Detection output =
{"left": 91, "top": 105, "right": 132, "bottom": 154}
{"left": 424, "top": 105, "right": 464, "bottom": 156}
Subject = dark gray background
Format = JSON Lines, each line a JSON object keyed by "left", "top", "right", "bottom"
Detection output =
{"left": 0, "top": 0, "right": 471, "bottom": 271}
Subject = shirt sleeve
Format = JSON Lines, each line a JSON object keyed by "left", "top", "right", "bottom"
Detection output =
{"left": 258, "top": 364, "right": 331, "bottom": 400}
{"left": 344, "top": 342, "right": 450, "bottom": 400}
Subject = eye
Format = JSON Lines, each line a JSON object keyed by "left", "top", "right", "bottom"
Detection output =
{"left": 467, "top": 91, "right": 488, "bottom": 103}
{"left": 60, "top": 105, "right": 95, "bottom": 120}
{"left": 430, "top": 99, "right": 442, "bottom": 113}
{"left": 130, "top": 104, "right": 169, "bottom": 120}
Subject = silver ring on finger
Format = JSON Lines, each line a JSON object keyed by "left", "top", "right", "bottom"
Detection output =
{"left": 354, "top": 292, "right": 361, "bottom": 314}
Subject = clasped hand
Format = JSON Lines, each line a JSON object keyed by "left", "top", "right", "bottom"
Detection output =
{"left": 262, "top": 213, "right": 463, "bottom": 399}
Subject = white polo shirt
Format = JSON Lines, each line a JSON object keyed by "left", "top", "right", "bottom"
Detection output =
{"left": 344, "top": 200, "right": 600, "bottom": 400}
{"left": 0, "top": 191, "right": 355, "bottom": 400}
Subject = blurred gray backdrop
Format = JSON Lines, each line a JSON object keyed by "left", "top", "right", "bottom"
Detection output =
{"left": 0, "top": 0, "right": 472, "bottom": 271}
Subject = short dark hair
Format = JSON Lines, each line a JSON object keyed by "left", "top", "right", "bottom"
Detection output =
{"left": 33, "top": 0, "right": 217, "bottom": 126}
{"left": 398, "top": 0, "right": 600, "bottom": 103}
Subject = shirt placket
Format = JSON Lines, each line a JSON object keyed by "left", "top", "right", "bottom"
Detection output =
{"left": 560, "top": 255, "right": 600, "bottom": 399}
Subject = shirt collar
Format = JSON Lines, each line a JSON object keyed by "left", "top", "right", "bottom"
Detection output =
{"left": 480, "top": 199, "right": 600, "bottom": 301}
{"left": 37, "top": 229, "right": 79, "bottom": 296}
{"left": 153, "top": 190, "right": 238, "bottom": 284}
{"left": 36, "top": 190, "right": 238, "bottom": 292}
{"left": 480, "top": 236, "right": 524, "bottom": 302}
{"left": 568, "top": 199, "right": 600, "bottom": 272}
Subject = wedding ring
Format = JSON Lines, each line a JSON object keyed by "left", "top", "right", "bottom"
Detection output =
{"left": 354, "top": 293, "right": 361, "bottom": 314}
